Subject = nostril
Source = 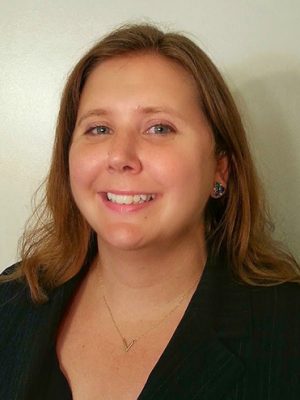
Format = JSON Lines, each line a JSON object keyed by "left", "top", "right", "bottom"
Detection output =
{"left": 107, "top": 156, "right": 142, "bottom": 173}
{"left": 108, "top": 164, "right": 135, "bottom": 173}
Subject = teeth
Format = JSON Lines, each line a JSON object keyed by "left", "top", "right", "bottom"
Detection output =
{"left": 106, "top": 192, "right": 155, "bottom": 205}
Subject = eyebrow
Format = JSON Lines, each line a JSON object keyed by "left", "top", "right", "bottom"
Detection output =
{"left": 76, "top": 106, "right": 184, "bottom": 127}
{"left": 76, "top": 109, "right": 109, "bottom": 127}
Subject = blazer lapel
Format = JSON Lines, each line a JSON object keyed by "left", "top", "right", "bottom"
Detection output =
{"left": 0, "top": 267, "right": 85, "bottom": 400}
{"left": 138, "top": 255, "right": 251, "bottom": 400}
{"left": 23, "top": 269, "right": 87, "bottom": 399}
{"left": 1, "top": 255, "right": 250, "bottom": 400}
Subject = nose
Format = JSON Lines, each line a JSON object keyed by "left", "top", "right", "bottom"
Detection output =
{"left": 106, "top": 132, "right": 142, "bottom": 174}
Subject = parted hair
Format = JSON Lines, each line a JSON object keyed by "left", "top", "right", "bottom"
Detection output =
{"left": 2, "top": 23, "right": 299, "bottom": 302}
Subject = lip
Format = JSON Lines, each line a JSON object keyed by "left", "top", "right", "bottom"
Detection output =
{"left": 103, "top": 190, "right": 156, "bottom": 196}
{"left": 99, "top": 191, "right": 158, "bottom": 213}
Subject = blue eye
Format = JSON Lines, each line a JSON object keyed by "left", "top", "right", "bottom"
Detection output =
{"left": 87, "top": 125, "right": 110, "bottom": 135}
{"left": 148, "top": 124, "right": 174, "bottom": 135}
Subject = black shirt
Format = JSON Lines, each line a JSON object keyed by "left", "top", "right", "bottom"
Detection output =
{"left": 1, "top": 255, "right": 300, "bottom": 399}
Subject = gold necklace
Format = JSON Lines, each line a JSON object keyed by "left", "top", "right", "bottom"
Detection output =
{"left": 100, "top": 275, "right": 200, "bottom": 352}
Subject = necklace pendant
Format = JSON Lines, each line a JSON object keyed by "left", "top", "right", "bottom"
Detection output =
{"left": 123, "top": 338, "right": 136, "bottom": 352}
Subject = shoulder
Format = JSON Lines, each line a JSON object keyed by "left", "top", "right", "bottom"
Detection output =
{"left": 249, "top": 281, "right": 300, "bottom": 315}
{"left": 246, "top": 282, "right": 300, "bottom": 390}
{"left": 0, "top": 263, "right": 28, "bottom": 308}
{"left": 220, "top": 264, "right": 300, "bottom": 344}
{"left": 242, "top": 279, "right": 300, "bottom": 328}
{"left": 247, "top": 282, "right": 300, "bottom": 357}
{"left": 0, "top": 263, "right": 70, "bottom": 350}
{"left": 0, "top": 264, "right": 35, "bottom": 353}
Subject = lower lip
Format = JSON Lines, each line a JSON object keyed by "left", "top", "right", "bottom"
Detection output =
{"left": 99, "top": 193, "right": 157, "bottom": 213}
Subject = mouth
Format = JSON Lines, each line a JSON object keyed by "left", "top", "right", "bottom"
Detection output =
{"left": 104, "top": 191, "right": 156, "bottom": 205}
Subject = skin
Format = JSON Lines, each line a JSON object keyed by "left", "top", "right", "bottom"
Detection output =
{"left": 58, "top": 53, "right": 229, "bottom": 398}
{"left": 68, "top": 53, "right": 228, "bottom": 318}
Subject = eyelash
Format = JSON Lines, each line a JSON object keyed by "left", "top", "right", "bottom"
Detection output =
{"left": 86, "top": 126, "right": 110, "bottom": 135}
{"left": 147, "top": 124, "right": 175, "bottom": 135}
{"left": 85, "top": 123, "right": 175, "bottom": 136}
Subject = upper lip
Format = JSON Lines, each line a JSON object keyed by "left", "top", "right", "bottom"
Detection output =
{"left": 102, "top": 190, "right": 156, "bottom": 195}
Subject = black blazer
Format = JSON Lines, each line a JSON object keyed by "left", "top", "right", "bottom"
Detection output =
{"left": 1, "top": 256, "right": 300, "bottom": 400}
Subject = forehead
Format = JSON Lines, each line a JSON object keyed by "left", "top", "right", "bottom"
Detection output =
{"left": 75, "top": 52, "right": 214, "bottom": 144}
{"left": 80, "top": 53, "right": 199, "bottom": 103}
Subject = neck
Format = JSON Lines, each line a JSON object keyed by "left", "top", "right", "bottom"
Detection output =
{"left": 91, "top": 228, "right": 207, "bottom": 319}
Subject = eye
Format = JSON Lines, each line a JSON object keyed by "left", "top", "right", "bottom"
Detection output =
{"left": 147, "top": 124, "right": 174, "bottom": 135}
{"left": 86, "top": 125, "right": 111, "bottom": 135}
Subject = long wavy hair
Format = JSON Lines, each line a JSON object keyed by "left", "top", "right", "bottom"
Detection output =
{"left": 2, "top": 23, "right": 299, "bottom": 302}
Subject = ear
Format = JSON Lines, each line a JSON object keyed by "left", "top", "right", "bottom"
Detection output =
{"left": 215, "top": 153, "right": 229, "bottom": 184}
{"left": 211, "top": 153, "right": 229, "bottom": 198}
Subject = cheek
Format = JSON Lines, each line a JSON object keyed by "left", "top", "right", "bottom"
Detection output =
{"left": 68, "top": 144, "right": 103, "bottom": 190}
{"left": 153, "top": 146, "right": 215, "bottom": 188}
{"left": 179, "top": 159, "right": 215, "bottom": 223}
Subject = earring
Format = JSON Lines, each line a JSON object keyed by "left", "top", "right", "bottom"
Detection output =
{"left": 212, "top": 182, "right": 226, "bottom": 199}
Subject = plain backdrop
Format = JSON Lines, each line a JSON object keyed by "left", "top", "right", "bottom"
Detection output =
{"left": 1, "top": 0, "right": 299, "bottom": 270}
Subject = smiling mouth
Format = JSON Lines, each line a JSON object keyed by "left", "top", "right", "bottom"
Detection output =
{"left": 106, "top": 192, "right": 156, "bottom": 205}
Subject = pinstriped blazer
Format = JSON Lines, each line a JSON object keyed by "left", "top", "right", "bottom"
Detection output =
{"left": 0, "top": 255, "right": 300, "bottom": 400}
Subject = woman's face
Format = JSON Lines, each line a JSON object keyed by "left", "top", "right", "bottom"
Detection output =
{"left": 69, "top": 53, "right": 227, "bottom": 251}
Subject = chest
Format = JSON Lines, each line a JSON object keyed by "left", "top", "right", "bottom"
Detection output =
{"left": 57, "top": 344, "right": 162, "bottom": 399}
{"left": 56, "top": 300, "right": 186, "bottom": 400}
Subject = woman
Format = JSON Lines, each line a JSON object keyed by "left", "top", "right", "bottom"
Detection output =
{"left": 1, "top": 23, "right": 299, "bottom": 400}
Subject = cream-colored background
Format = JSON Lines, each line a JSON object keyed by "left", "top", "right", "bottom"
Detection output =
{"left": 1, "top": 0, "right": 299, "bottom": 270}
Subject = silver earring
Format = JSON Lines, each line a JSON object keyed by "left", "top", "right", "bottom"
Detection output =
{"left": 212, "top": 182, "right": 226, "bottom": 199}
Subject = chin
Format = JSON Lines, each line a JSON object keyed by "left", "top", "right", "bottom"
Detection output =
{"left": 97, "top": 224, "right": 149, "bottom": 251}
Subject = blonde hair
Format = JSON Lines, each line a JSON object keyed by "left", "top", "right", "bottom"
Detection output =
{"left": 2, "top": 23, "right": 299, "bottom": 302}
